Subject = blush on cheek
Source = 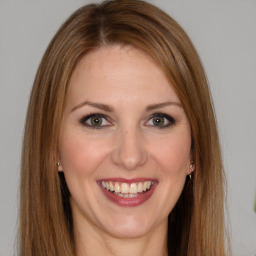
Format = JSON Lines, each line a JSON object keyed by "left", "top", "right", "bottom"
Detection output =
{"left": 60, "top": 135, "right": 108, "bottom": 176}
{"left": 156, "top": 142, "right": 190, "bottom": 173}
{"left": 59, "top": 135, "right": 86, "bottom": 173}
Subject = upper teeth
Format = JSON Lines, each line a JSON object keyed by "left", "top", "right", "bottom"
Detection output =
{"left": 101, "top": 181, "right": 153, "bottom": 194}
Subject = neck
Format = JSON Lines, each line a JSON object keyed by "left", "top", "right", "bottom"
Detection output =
{"left": 74, "top": 219, "right": 168, "bottom": 256}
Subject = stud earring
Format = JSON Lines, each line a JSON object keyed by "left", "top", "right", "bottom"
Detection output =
{"left": 57, "top": 162, "right": 60, "bottom": 167}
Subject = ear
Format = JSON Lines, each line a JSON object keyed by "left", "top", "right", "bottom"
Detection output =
{"left": 57, "top": 162, "right": 63, "bottom": 172}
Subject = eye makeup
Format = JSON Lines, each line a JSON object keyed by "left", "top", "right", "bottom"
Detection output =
{"left": 80, "top": 113, "right": 112, "bottom": 129}
{"left": 79, "top": 112, "right": 176, "bottom": 130}
{"left": 145, "top": 113, "right": 176, "bottom": 129}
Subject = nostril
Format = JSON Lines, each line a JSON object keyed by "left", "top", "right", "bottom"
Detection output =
{"left": 110, "top": 133, "right": 148, "bottom": 170}
{"left": 112, "top": 153, "right": 147, "bottom": 170}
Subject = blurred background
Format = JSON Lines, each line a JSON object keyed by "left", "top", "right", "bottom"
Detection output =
{"left": 0, "top": 0, "right": 255, "bottom": 255}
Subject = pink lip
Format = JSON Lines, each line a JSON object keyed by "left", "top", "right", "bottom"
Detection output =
{"left": 97, "top": 178, "right": 158, "bottom": 207}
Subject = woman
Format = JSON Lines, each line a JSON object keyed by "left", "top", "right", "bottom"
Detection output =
{"left": 19, "top": 0, "right": 228, "bottom": 255}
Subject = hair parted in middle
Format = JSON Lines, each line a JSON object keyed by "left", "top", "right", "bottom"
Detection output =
{"left": 20, "top": 1, "right": 227, "bottom": 255}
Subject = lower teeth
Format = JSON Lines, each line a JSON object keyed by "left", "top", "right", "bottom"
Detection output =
{"left": 114, "top": 192, "right": 139, "bottom": 198}
{"left": 112, "top": 187, "right": 151, "bottom": 198}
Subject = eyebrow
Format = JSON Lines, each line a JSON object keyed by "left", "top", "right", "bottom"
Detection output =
{"left": 146, "top": 102, "right": 183, "bottom": 111}
{"left": 71, "top": 101, "right": 113, "bottom": 113}
{"left": 71, "top": 100, "right": 182, "bottom": 113}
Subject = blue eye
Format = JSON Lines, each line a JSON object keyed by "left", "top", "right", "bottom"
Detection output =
{"left": 146, "top": 113, "right": 176, "bottom": 128}
{"left": 80, "top": 114, "right": 111, "bottom": 128}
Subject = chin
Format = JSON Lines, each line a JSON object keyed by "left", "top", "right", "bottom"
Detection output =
{"left": 101, "top": 214, "right": 160, "bottom": 239}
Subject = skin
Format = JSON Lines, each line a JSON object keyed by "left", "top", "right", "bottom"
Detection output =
{"left": 58, "top": 45, "right": 192, "bottom": 256}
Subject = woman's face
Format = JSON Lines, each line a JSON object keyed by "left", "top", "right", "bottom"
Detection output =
{"left": 58, "top": 45, "right": 192, "bottom": 239}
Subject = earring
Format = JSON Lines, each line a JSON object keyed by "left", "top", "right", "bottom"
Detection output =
{"left": 188, "top": 161, "right": 195, "bottom": 180}
{"left": 57, "top": 162, "right": 63, "bottom": 172}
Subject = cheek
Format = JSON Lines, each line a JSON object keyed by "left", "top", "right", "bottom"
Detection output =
{"left": 162, "top": 142, "right": 189, "bottom": 162}
{"left": 150, "top": 131, "right": 191, "bottom": 176}
{"left": 58, "top": 131, "right": 108, "bottom": 176}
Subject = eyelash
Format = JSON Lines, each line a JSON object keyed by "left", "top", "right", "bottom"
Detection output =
{"left": 146, "top": 113, "right": 176, "bottom": 129}
{"left": 79, "top": 112, "right": 176, "bottom": 129}
{"left": 80, "top": 113, "right": 110, "bottom": 129}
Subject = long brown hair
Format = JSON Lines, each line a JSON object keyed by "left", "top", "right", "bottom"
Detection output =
{"left": 19, "top": 0, "right": 228, "bottom": 255}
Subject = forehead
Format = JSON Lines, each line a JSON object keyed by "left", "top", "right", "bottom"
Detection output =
{"left": 66, "top": 44, "right": 180, "bottom": 107}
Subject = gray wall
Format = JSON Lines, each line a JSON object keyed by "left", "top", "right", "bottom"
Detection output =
{"left": 0, "top": 1, "right": 255, "bottom": 255}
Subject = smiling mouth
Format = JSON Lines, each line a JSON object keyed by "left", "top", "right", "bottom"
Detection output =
{"left": 101, "top": 180, "right": 155, "bottom": 198}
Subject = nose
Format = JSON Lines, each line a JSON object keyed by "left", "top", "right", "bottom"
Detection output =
{"left": 111, "top": 127, "right": 148, "bottom": 171}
